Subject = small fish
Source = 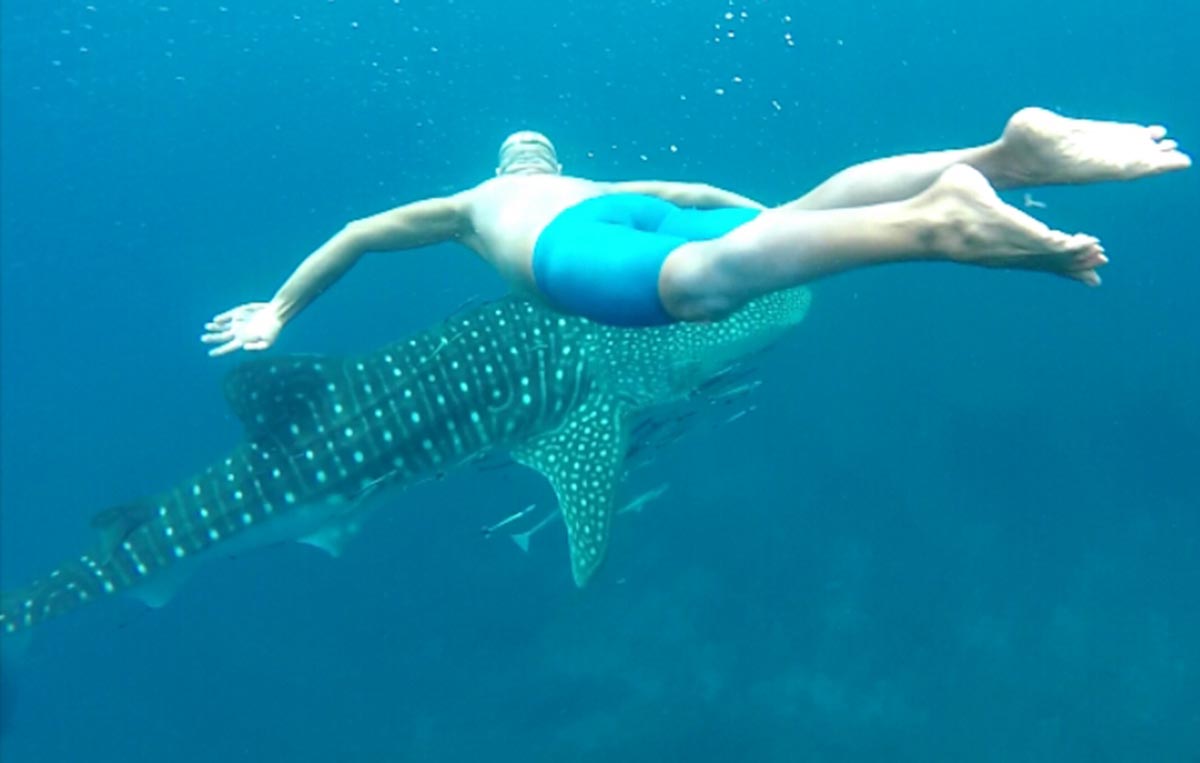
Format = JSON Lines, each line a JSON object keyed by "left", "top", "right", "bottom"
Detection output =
{"left": 481, "top": 503, "right": 538, "bottom": 538}
{"left": 617, "top": 483, "right": 670, "bottom": 515}
{"left": 504, "top": 483, "right": 671, "bottom": 554}
{"left": 709, "top": 379, "right": 763, "bottom": 405}
{"left": 724, "top": 405, "right": 758, "bottom": 424}
{"left": 509, "top": 509, "right": 561, "bottom": 553}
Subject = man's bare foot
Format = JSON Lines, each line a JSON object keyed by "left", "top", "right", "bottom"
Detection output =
{"left": 986, "top": 106, "right": 1191, "bottom": 188}
{"left": 917, "top": 164, "right": 1108, "bottom": 286}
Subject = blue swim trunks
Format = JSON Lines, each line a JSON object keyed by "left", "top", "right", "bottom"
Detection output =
{"left": 531, "top": 193, "right": 760, "bottom": 327}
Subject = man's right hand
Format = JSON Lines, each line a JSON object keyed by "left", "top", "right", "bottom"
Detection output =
{"left": 201, "top": 302, "right": 283, "bottom": 357}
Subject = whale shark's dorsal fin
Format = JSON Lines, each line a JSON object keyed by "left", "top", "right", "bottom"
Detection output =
{"left": 90, "top": 503, "right": 156, "bottom": 563}
{"left": 222, "top": 355, "right": 345, "bottom": 446}
{"left": 512, "top": 394, "right": 630, "bottom": 587}
{"left": 88, "top": 502, "right": 190, "bottom": 608}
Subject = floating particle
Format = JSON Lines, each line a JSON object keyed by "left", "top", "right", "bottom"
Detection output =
{"left": 669, "top": 144, "right": 678, "bottom": 153}
{"left": 771, "top": 100, "right": 782, "bottom": 111}
{"left": 732, "top": 75, "right": 743, "bottom": 83}
{"left": 714, "top": 87, "right": 725, "bottom": 95}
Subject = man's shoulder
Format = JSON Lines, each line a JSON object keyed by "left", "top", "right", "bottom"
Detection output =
{"left": 467, "top": 174, "right": 606, "bottom": 201}
{"left": 481, "top": 173, "right": 604, "bottom": 188}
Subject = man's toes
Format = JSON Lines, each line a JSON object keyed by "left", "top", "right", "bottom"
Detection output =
{"left": 1073, "top": 249, "right": 1107, "bottom": 268}
{"left": 1061, "top": 265, "right": 1102, "bottom": 287}
{"left": 1062, "top": 232, "right": 1100, "bottom": 252}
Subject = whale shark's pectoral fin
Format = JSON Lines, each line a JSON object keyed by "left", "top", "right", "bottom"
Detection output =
{"left": 298, "top": 514, "right": 365, "bottom": 559}
{"left": 297, "top": 487, "right": 386, "bottom": 559}
{"left": 512, "top": 396, "right": 630, "bottom": 587}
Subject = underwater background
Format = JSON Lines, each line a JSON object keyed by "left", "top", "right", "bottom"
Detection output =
{"left": 1, "top": 1, "right": 1197, "bottom": 760}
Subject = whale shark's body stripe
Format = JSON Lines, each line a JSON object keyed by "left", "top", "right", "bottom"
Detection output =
{"left": 1, "top": 290, "right": 811, "bottom": 634}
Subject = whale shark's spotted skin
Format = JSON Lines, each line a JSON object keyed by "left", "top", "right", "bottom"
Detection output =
{"left": 1, "top": 290, "right": 811, "bottom": 634}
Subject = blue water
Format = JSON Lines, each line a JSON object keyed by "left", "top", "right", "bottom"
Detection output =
{"left": 2, "top": 1, "right": 1197, "bottom": 760}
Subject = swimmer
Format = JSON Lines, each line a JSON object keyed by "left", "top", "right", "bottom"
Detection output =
{"left": 202, "top": 107, "right": 1190, "bottom": 354}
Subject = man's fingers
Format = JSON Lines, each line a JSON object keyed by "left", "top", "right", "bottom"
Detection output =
{"left": 200, "top": 330, "right": 234, "bottom": 345}
{"left": 204, "top": 303, "right": 275, "bottom": 357}
{"left": 203, "top": 331, "right": 272, "bottom": 355}
{"left": 207, "top": 338, "right": 244, "bottom": 357}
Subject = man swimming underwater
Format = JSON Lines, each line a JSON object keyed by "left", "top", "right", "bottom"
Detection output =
{"left": 202, "top": 107, "right": 1189, "bottom": 354}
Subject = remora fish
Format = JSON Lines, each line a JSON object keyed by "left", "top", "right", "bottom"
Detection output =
{"left": 1, "top": 289, "right": 811, "bottom": 634}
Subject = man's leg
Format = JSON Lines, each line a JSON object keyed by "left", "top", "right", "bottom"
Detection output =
{"left": 786, "top": 107, "right": 1190, "bottom": 211}
{"left": 659, "top": 164, "right": 1107, "bottom": 322}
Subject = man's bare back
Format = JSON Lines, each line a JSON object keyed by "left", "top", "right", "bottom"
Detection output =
{"left": 458, "top": 173, "right": 609, "bottom": 291}
{"left": 202, "top": 110, "right": 1189, "bottom": 354}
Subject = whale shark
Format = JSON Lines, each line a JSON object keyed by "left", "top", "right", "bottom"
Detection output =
{"left": 0, "top": 289, "right": 811, "bottom": 635}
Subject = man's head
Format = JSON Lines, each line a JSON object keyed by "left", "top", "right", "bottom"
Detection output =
{"left": 496, "top": 130, "right": 562, "bottom": 176}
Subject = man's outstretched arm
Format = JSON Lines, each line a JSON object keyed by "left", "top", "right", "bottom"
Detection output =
{"left": 202, "top": 194, "right": 469, "bottom": 356}
{"left": 269, "top": 195, "right": 469, "bottom": 323}
{"left": 609, "top": 180, "right": 766, "bottom": 210}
